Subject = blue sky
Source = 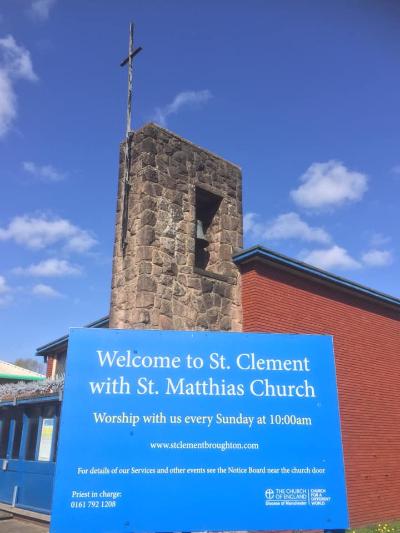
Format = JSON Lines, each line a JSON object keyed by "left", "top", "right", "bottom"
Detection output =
{"left": 0, "top": 1, "right": 399, "bottom": 363}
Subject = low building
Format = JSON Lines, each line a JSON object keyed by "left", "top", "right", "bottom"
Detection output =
{"left": 0, "top": 377, "right": 62, "bottom": 513}
{"left": 235, "top": 245, "right": 400, "bottom": 528}
{"left": 0, "top": 361, "right": 44, "bottom": 384}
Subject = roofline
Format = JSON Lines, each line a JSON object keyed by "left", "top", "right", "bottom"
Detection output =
{"left": 36, "top": 246, "right": 399, "bottom": 356}
{"left": 36, "top": 315, "right": 109, "bottom": 355}
{"left": 0, "top": 393, "right": 61, "bottom": 408}
{"left": 133, "top": 122, "right": 242, "bottom": 170}
{"left": 0, "top": 360, "right": 45, "bottom": 379}
{"left": 0, "top": 374, "right": 45, "bottom": 381}
{"left": 233, "top": 245, "right": 400, "bottom": 309}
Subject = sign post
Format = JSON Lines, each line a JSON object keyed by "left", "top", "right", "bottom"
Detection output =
{"left": 51, "top": 329, "right": 348, "bottom": 532}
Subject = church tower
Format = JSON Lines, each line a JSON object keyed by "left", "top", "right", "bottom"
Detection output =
{"left": 109, "top": 123, "right": 243, "bottom": 331}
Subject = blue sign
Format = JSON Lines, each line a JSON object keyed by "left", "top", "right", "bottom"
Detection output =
{"left": 51, "top": 329, "right": 348, "bottom": 532}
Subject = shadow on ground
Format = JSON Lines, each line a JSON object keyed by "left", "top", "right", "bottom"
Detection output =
{"left": 0, "top": 517, "right": 48, "bottom": 532}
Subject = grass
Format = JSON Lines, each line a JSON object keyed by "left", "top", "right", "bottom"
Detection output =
{"left": 348, "top": 521, "right": 400, "bottom": 533}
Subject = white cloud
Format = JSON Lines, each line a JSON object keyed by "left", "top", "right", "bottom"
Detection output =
{"left": 0, "top": 275, "right": 9, "bottom": 294}
{"left": 0, "top": 214, "right": 97, "bottom": 252}
{"left": 0, "top": 35, "right": 37, "bottom": 81}
{"left": 64, "top": 233, "right": 97, "bottom": 253}
{"left": 291, "top": 160, "right": 368, "bottom": 209}
{"left": 0, "top": 275, "right": 12, "bottom": 306}
{"left": 301, "top": 245, "right": 361, "bottom": 270}
{"left": 13, "top": 258, "right": 81, "bottom": 277}
{"left": 370, "top": 232, "right": 391, "bottom": 247}
{"left": 244, "top": 212, "right": 331, "bottom": 244}
{"left": 391, "top": 165, "right": 400, "bottom": 175}
{"left": 0, "top": 35, "right": 37, "bottom": 137}
{"left": 23, "top": 161, "right": 66, "bottom": 182}
{"left": 243, "top": 213, "right": 259, "bottom": 234}
{"left": 154, "top": 90, "right": 212, "bottom": 126}
{"left": 30, "top": 0, "right": 56, "bottom": 20}
{"left": 362, "top": 249, "right": 393, "bottom": 267}
{"left": 32, "top": 283, "right": 62, "bottom": 298}
{"left": 0, "top": 71, "right": 15, "bottom": 136}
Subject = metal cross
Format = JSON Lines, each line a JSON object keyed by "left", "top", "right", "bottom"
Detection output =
{"left": 120, "top": 22, "right": 142, "bottom": 138}
{"left": 120, "top": 23, "right": 142, "bottom": 253}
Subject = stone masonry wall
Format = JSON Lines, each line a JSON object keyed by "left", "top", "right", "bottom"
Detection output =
{"left": 109, "top": 123, "right": 243, "bottom": 331}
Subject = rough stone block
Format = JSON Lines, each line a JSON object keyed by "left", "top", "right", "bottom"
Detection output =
{"left": 137, "top": 226, "right": 155, "bottom": 246}
{"left": 159, "top": 314, "right": 173, "bottom": 329}
{"left": 141, "top": 210, "right": 157, "bottom": 227}
{"left": 142, "top": 166, "right": 158, "bottom": 183}
{"left": 137, "top": 275, "right": 156, "bottom": 292}
{"left": 135, "top": 246, "right": 154, "bottom": 262}
{"left": 136, "top": 291, "right": 155, "bottom": 308}
{"left": 201, "top": 277, "right": 214, "bottom": 293}
{"left": 142, "top": 137, "right": 157, "bottom": 154}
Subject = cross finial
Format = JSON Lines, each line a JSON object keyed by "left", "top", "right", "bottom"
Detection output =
{"left": 120, "top": 22, "right": 142, "bottom": 138}
{"left": 120, "top": 23, "right": 142, "bottom": 254}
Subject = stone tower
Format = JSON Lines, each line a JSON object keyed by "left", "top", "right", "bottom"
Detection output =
{"left": 109, "top": 123, "right": 243, "bottom": 331}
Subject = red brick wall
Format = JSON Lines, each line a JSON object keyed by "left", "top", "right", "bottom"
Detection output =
{"left": 240, "top": 261, "right": 400, "bottom": 529}
{"left": 46, "top": 356, "right": 55, "bottom": 378}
